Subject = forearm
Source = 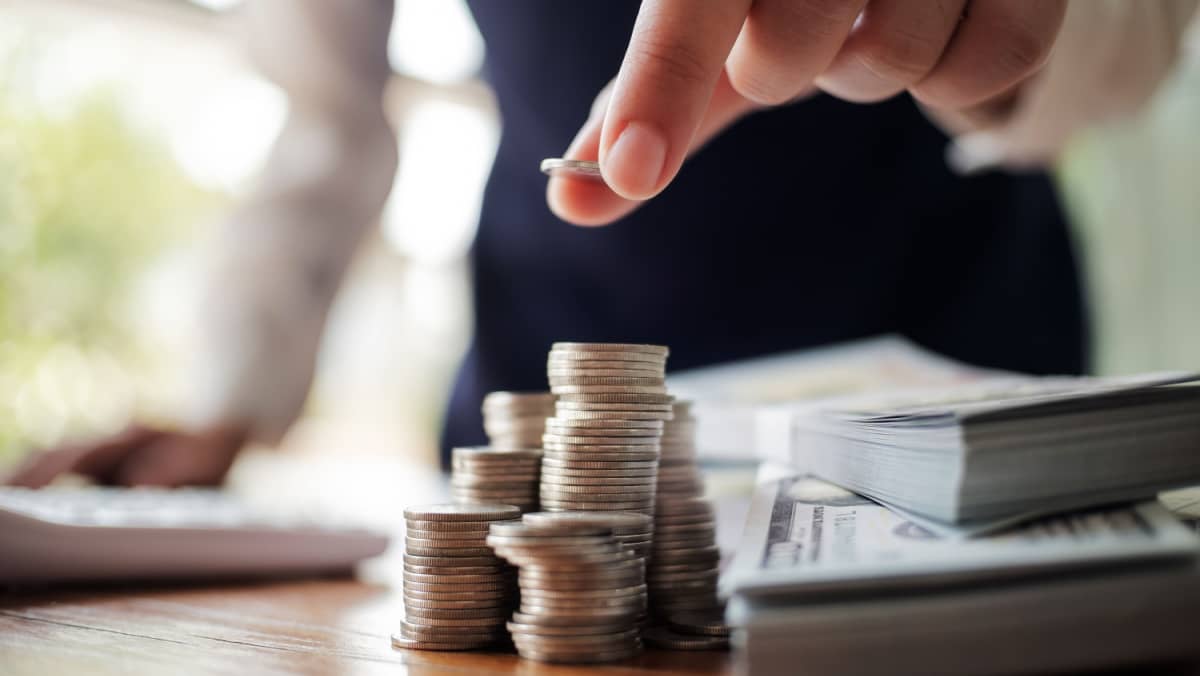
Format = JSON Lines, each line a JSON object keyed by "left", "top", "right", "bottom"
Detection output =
{"left": 187, "top": 0, "right": 397, "bottom": 444}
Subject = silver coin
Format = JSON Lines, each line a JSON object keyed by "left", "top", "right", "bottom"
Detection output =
{"left": 404, "top": 503, "right": 521, "bottom": 522}
{"left": 668, "top": 608, "right": 732, "bottom": 637}
{"left": 507, "top": 621, "right": 636, "bottom": 637}
{"left": 541, "top": 455, "right": 660, "bottom": 467}
{"left": 399, "top": 621, "right": 506, "bottom": 640}
{"left": 391, "top": 633, "right": 498, "bottom": 651}
{"left": 544, "top": 426, "right": 663, "bottom": 438}
{"left": 542, "top": 470, "right": 657, "bottom": 480}
{"left": 540, "top": 157, "right": 602, "bottom": 180}
{"left": 403, "top": 605, "right": 509, "bottom": 620}
{"left": 551, "top": 342, "right": 668, "bottom": 355}
{"left": 557, "top": 393, "right": 675, "bottom": 405}
{"left": 520, "top": 584, "right": 646, "bottom": 600}
{"left": 404, "top": 528, "right": 492, "bottom": 541}
{"left": 642, "top": 625, "right": 728, "bottom": 651}
{"left": 543, "top": 443, "right": 661, "bottom": 454}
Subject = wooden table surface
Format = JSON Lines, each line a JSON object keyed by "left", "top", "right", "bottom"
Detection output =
{"left": 0, "top": 577, "right": 731, "bottom": 676}
{"left": 0, "top": 452, "right": 745, "bottom": 676}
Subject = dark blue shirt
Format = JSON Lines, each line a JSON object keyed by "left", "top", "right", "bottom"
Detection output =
{"left": 444, "top": 1, "right": 1088, "bottom": 460}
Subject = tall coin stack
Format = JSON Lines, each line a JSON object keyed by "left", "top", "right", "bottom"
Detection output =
{"left": 394, "top": 504, "right": 521, "bottom": 651}
{"left": 451, "top": 446, "right": 543, "bottom": 513}
{"left": 647, "top": 401, "right": 722, "bottom": 620}
{"left": 541, "top": 342, "right": 673, "bottom": 516}
{"left": 482, "top": 391, "right": 555, "bottom": 449}
{"left": 488, "top": 520, "right": 646, "bottom": 663}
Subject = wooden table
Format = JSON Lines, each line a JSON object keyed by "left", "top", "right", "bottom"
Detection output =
{"left": 0, "top": 578, "right": 732, "bottom": 676}
{"left": 0, "top": 452, "right": 743, "bottom": 676}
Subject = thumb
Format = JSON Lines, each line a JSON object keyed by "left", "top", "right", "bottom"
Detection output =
{"left": 549, "top": 71, "right": 758, "bottom": 226}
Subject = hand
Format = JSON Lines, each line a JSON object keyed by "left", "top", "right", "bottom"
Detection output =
{"left": 549, "top": 0, "right": 1068, "bottom": 225}
{"left": 4, "top": 422, "right": 248, "bottom": 488}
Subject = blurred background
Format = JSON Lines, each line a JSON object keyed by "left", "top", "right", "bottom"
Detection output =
{"left": 1, "top": 0, "right": 1198, "bottom": 474}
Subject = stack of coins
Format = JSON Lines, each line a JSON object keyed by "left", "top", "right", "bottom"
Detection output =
{"left": 450, "top": 446, "right": 542, "bottom": 513}
{"left": 647, "top": 401, "right": 722, "bottom": 619}
{"left": 522, "top": 510, "right": 654, "bottom": 563}
{"left": 482, "top": 391, "right": 555, "bottom": 449}
{"left": 393, "top": 504, "right": 521, "bottom": 651}
{"left": 487, "top": 521, "right": 646, "bottom": 663}
{"left": 541, "top": 343, "right": 672, "bottom": 515}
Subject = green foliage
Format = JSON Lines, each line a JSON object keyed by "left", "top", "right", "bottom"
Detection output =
{"left": 0, "top": 62, "right": 220, "bottom": 463}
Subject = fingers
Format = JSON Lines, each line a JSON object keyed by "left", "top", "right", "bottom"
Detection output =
{"left": 727, "top": 0, "right": 866, "bottom": 105}
{"left": 550, "top": 72, "right": 758, "bottom": 226}
{"left": 4, "top": 447, "right": 90, "bottom": 488}
{"left": 911, "top": 0, "right": 1067, "bottom": 110}
{"left": 115, "top": 429, "right": 242, "bottom": 488}
{"left": 817, "top": 0, "right": 966, "bottom": 103}
{"left": 4, "top": 426, "right": 160, "bottom": 488}
{"left": 599, "top": 0, "right": 751, "bottom": 200}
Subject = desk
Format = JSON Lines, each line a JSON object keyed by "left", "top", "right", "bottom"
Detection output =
{"left": 0, "top": 451, "right": 745, "bottom": 676}
{"left": 0, "top": 578, "right": 731, "bottom": 675}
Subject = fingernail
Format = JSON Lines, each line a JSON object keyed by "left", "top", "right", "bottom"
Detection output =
{"left": 602, "top": 121, "right": 667, "bottom": 199}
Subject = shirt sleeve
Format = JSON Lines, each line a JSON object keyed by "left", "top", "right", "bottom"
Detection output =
{"left": 186, "top": 0, "right": 398, "bottom": 444}
{"left": 945, "top": 0, "right": 1200, "bottom": 173}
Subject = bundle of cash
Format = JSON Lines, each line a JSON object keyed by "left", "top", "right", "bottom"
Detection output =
{"left": 725, "top": 474, "right": 1200, "bottom": 675}
{"left": 488, "top": 520, "right": 647, "bottom": 663}
{"left": 393, "top": 503, "right": 520, "bottom": 651}
{"left": 450, "top": 446, "right": 542, "bottom": 513}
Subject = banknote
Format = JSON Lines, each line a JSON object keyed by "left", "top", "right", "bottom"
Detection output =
{"left": 723, "top": 473, "right": 1199, "bottom": 599}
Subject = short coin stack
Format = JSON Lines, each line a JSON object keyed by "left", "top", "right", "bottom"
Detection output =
{"left": 643, "top": 608, "right": 731, "bottom": 650}
{"left": 647, "top": 401, "right": 722, "bottom": 620}
{"left": 482, "top": 391, "right": 555, "bottom": 449}
{"left": 450, "top": 446, "right": 542, "bottom": 513}
{"left": 488, "top": 520, "right": 647, "bottom": 663}
{"left": 394, "top": 504, "right": 521, "bottom": 651}
{"left": 542, "top": 342, "right": 672, "bottom": 516}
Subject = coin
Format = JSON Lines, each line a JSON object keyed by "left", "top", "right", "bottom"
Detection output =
{"left": 541, "top": 454, "right": 660, "bottom": 466}
{"left": 403, "top": 589, "right": 512, "bottom": 601}
{"left": 540, "top": 500, "right": 655, "bottom": 511}
{"left": 668, "top": 609, "right": 731, "bottom": 637}
{"left": 540, "top": 158, "right": 602, "bottom": 180}
{"left": 515, "top": 645, "right": 642, "bottom": 664}
{"left": 557, "top": 393, "right": 675, "bottom": 404}
{"left": 402, "top": 580, "right": 512, "bottom": 593}
{"left": 555, "top": 400, "right": 673, "bottom": 411}
{"left": 548, "top": 376, "right": 666, "bottom": 387}
{"left": 540, "top": 475, "right": 657, "bottom": 487}
{"left": 551, "top": 342, "right": 668, "bottom": 356}
{"left": 547, "top": 368, "right": 664, "bottom": 378}
{"left": 404, "top": 519, "right": 508, "bottom": 532}
{"left": 403, "top": 596, "right": 508, "bottom": 610}
{"left": 404, "top": 504, "right": 521, "bottom": 522}
{"left": 402, "top": 572, "right": 513, "bottom": 585}
{"left": 403, "top": 604, "right": 508, "bottom": 620}
{"left": 404, "top": 545, "right": 496, "bottom": 558}
{"left": 543, "top": 443, "right": 661, "bottom": 454}
{"left": 642, "top": 626, "right": 729, "bottom": 650}
{"left": 510, "top": 611, "right": 638, "bottom": 627}
{"left": 391, "top": 633, "right": 497, "bottom": 651}
{"left": 551, "top": 384, "right": 668, "bottom": 395}
{"left": 399, "top": 621, "right": 505, "bottom": 641}
{"left": 403, "top": 554, "right": 500, "bottom": 567}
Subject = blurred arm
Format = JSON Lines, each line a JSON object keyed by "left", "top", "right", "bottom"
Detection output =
{"left": 188, "top": 0, "right": 398, "bottom": 444}
{"left": 942, "top": 0, "right": 1200, "bottom": 172}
